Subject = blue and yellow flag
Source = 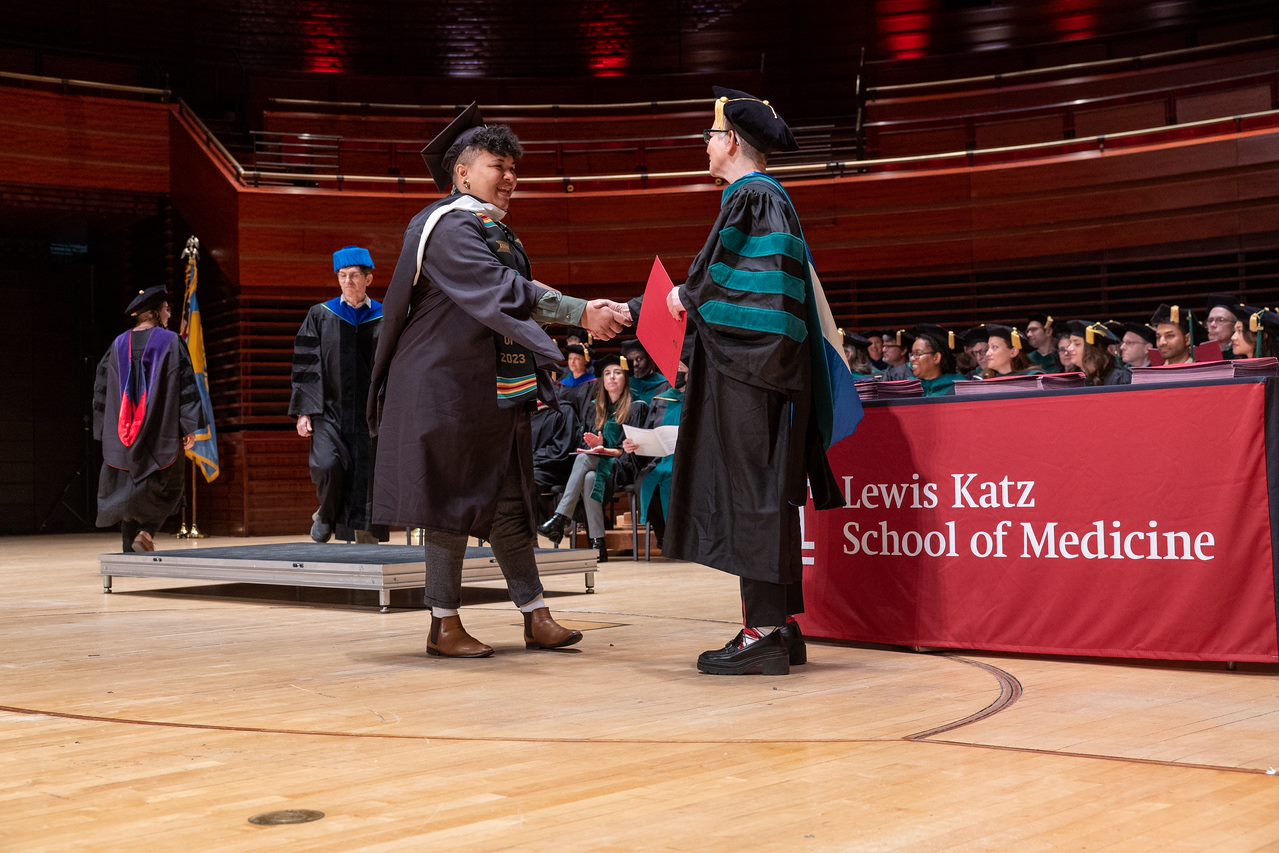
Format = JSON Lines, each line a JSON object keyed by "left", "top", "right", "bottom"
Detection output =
{"left": 180, "top": 237, "right": 220, "bottom": 482}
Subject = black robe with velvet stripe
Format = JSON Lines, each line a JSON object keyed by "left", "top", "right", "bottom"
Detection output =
{"left": 665, "top": 174, "right": 838, "bottom": 584}
{"left": 93, "top": 327, "right": 202, "bottom": 528}
{"left": 367, "top": 196, "right": 562, "bottom": 537}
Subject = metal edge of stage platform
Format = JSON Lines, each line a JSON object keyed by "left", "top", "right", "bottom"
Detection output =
{"left": 99, "top": 544, "right": 599, "bottom": 612}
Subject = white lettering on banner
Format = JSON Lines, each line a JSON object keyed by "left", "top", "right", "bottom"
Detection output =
{"left": 843, "top": 520, "right": 959, "bottom": 558}
{"left": 1020, "top": 520, "right": 1215, "bottom": 561}
{"left": 834, "top": 469, "right": 1217, "bottom": 563}
{"left": 842, "top": 474, "right": 939, "bottom": 510}
{"left": 951, "top": 474, "right": 1037, "bottom": 509}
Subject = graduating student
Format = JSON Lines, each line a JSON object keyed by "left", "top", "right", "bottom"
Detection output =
{"left": 881, "top": 329, "right": 916, "bottom": 380}
{"left": 659, "top": 87, "right": 859, "bottom": 676}
{"left": 1064, "top": 320, "right": 1130, "bottom": 385}
{"left": 619, "top": 339, "right": 670, "bottom": 405}
{"left": 290, "top": 246, "right": 387, "bottom": 544}
{"left": 1118, "top": 322, "right": 1157, "bottom": 369}
{"left": 982, "top": 325, "right": 1043, "bottom": 378}
{"left": 909, "top": 325, "right": 968, "bottom": 395}
{"left": 1150, "top": 304, "right": 1202, "bottom": 366}
{"left": 1204, "top": 294, "right": 1240, "bottom": 359}
{"left": 559, "top": 343, "right": 595, "bottom": 388}
{"left": 367, "top": 103, "right": 629, "bottom": 658}
{"left": 93, "top": 287, "right": 202, "bottom": 552}
{"left": 1024, "top": 313, "right": 1063, "bottom": 373}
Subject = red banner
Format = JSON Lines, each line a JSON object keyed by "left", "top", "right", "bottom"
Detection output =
{"left": 799, "top": 383, "right": 1279, "bottom": 662}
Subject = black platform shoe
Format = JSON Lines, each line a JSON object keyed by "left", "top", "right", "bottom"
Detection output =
{"left": 589, "top": 537, "right": 609, "bottom": 563}
{"left": 781, "top": 620, "right": 807, "bottom": 666}
{"left": 537, "top": 513, "right": 570, "bottom": 545}
{"left": 696, "top": 629, "right": 790, "bottom": 676}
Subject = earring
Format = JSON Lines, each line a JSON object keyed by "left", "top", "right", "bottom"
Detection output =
{"left": 463, "top": 179, "right": 471, "bottom": 190}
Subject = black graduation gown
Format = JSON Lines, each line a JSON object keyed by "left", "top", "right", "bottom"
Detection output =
{"left": 665, "top": 175, "right": 834, "bottom": 585}
{"left": 367, "top": 196, "right": 562, "bottom": 537}
{"left": 93, "top": 327, "right": 202, "bottom": 528}
{"left": 289, "top": 298, "right": 384, "bottom": 539}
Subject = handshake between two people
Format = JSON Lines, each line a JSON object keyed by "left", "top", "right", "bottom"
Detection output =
{"left": 580, "top": 297, "right": 633, "bottom": 341}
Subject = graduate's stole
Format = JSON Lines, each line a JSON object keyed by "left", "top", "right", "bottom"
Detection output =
{"left": 474, "top": 211, "right": 538, "bottom": 408}
{"left": 411, "top": 194, "right": 538, "bottom": 409}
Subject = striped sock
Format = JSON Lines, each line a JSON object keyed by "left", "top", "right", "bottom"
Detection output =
{"left": 740, "top": 626, "right": 777, "bottom": 647}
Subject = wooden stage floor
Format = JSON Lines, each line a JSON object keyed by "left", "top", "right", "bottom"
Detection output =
{"left": 3, "top": 533, "right": 1279, "bottom": 850}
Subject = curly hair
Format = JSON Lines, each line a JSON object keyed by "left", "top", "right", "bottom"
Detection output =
{"left": 446, "top": 124, "right": 524, "bottom": 179}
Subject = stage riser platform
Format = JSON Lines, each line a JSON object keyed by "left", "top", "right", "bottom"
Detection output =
{"left": 100, "top": 544, "right": 597, "bottom": 611}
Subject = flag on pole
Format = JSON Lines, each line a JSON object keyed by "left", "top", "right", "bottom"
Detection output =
{"left": 180, "top": 236, "right": 220, "bottom": 482}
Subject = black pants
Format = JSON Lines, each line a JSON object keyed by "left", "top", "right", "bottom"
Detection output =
{"left": 740, "top": 576, "right": 804, "bottom": 626}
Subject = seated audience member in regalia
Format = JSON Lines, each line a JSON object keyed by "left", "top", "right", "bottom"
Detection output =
{"left": 958, "top": 325, "right": 988, "bottom": 378}
{"left": 880, "top": 330, "right": 909, "bottom": 378}
{"left": 1205, "top": 294, "right": 1241, "bottom": 359}
{"left": 620, "top": 339, "right": 670, "bottom": 405}
{"left": 559, "top": 343, "right": 595, "bottom": 388}
{"left": 531, "top": 397, "right": 581, "bottom": 505}
{"left": 290, "top": 246, "right": 387, "bottom": 544}
{"left": 1150, "top": 304, "right": 1202, "bottom": 366}
{"left": 864, "top": 330, "right": 888, "bottom": 371}
{"left": 93, "top": 287, "right": 202, "bottom": 552}
{"left": 982, "top": 325, "right": 1043, "bottom": 379}
{"left": 1256, "top": 308, "right": 1279, "bottom": 358}
{"left": 843, "top": 331, "right": 877, "bottom": 378}
{"left": 1065, "top": 320, "right": 1131, "bottom": 385}
{"left": 1102, "top": 321, "right": 1125, "bottom": 359}
{"left": 633, "top": 364, "right": 687, "bottom": 549}
{"left": 1055, "top": 328, "right": 1073, "bottom": 372}
{"left": 537, "top": 355, "right": 650, "bottom": 562}
{"left": 909, "top": 325, "right": 967, "bottom": 396}
{"left": 882, "top": 329, "right": 916, "bottom": 380}
{"left": 1024, "top": 313, "right": 1063, "bottom": 373}
{"left": 1118, "top": 322, "right": 1157, "bottom": 369}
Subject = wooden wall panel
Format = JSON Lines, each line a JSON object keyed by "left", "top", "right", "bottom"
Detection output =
{"left": 195, "top": 431, "right": 313, "bottom": 536}
{"left": 0, "top": 88, "right": 169, "bottom": 194}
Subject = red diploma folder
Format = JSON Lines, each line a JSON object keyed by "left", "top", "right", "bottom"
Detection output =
{"left": 636, "top": 256, "right": 687, "bottom": 387}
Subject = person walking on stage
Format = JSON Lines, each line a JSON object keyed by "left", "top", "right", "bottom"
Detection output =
{"left": 93, "top": 287, "right": 202, "bottom": 552}
{"left": 659, "top": 88, "right": 860, "bottom": 676}
{"left": 290, "top": 246, "right": 387, "bottom": 544}
{"left": 367, "top": 103, "right": 630, "bottom": 658}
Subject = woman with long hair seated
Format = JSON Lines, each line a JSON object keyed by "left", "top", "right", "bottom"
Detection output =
{"left": 1064, "top": 320, "right": 1131, "bottom": 385}
{"left": 982, "top": 325, "right": 1042, "bottom": 379}
{"left": 538, "top": 354, "right": 650, "bottom": 561}
{"left": 909, "top": 325, "right": 968, "bottom": 396}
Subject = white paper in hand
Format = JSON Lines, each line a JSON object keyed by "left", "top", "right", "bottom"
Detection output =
{"left": 623, "top": 424, "right": 679, "bottom": 457}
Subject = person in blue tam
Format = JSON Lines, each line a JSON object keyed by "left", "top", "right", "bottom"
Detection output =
{"left": 290, "top": 246, "right": 388, "bottom": 543}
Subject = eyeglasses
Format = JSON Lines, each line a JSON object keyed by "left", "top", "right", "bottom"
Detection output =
{"left": 702, "top": 129, "right": 730, "bottom": 144}
{"left": 909, "top": 350, "right": 938, "bottom": 359}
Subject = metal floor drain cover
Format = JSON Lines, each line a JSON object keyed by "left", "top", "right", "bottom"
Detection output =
{"left": 248, "top": 809, "right": 325, "bottom": 826}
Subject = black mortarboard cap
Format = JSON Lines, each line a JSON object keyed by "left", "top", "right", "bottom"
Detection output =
{"left": 1027, "top": 312, "right": 1055, "bottom": 328}
{"left": 1150, "top": 303, "right": 1202, "bottom": 338}
{"left": 1119, "top": 321, "right": 1157, "bottom": 346}
{"left": 1205, "top": 293, "right": 1241, "bottom": 318}
{"left": 913, "top": 323, "right": 958, "bottom": 352}
{"left": 593, "top": 353, "right": 631, "bottom": 378}
{"left": 421, "top": 102, "right": 486, "bottom": 193}
{"left": 985, "top": 324, "right": 1027, "bottom": 350}
{"left": 1066, "top": 319, "right": 1120, "bottom": 347}
{"left": 711, "top": 86, "right": 798, "bottom": 155}
{"left": 844, "top": 332, "right": 872, "bottom": 350}
{"left": 125, "top": 286, "right": 169, "bottom": 317}
{"left": 960, "top": 325, "right": 988, "bottom": 347}
{"left": 893, "top": 328, "right": 916, "bottom": 349}
{"left": 565, "top": 343, "right": 591, "bottom": 364}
